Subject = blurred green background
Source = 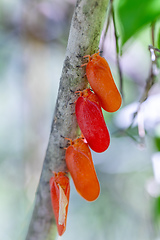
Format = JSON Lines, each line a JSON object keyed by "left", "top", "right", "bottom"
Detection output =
{"left": 0, "top": 0, "right": 160, "bottom": 240}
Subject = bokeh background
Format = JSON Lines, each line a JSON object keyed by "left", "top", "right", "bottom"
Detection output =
{"left": 0, "top": 0, "right": 160, "bottom": 240}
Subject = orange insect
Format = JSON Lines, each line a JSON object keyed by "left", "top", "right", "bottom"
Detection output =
{"left": 75, "top": 88, "right": 110, "bottom": 153}
{"left": 50, "top": 172, "right": 70, "bottom": 236}
{"left": 82, "top": 51, "right": 122, "bottom": 112}
{"left": 65, "top": 137, "right": 100, "bottom": 201}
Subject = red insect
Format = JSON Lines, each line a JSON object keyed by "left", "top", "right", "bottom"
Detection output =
{"left": 50, "top": 172, "right": 70, "bottom": 236}
{"left": 75, "top": 88, "right": 110, "bottom": 153}
{"left": 82, "top": 51, "right": 122, "bottom": 112}
{"left": 65, "top": 137, "right": 100, "bottom": 201}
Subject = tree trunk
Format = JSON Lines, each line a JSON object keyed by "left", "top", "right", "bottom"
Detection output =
{"left": 25, "top": 0, "right": 109, "bottom": 239}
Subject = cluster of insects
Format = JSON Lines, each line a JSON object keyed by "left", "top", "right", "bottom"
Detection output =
{"left": 50, "top": 51, "right": 122, "bottom": 236}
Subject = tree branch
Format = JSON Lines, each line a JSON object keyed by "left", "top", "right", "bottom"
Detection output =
{"left": 25, "top": 0, "right": 109, "bottom": 239}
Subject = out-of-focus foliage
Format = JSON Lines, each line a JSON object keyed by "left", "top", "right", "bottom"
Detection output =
{"left": 154, "top": 131, "right": 160, "bottom": 152}
{"left": 0, "top": 0, "right": 160, "bottom": 240}
{"left": 154, "top": 196, "right": 160, "bottom": 224}
{"left": 157, "top": 28, "right": 160, "bottom": 49}
{"left": 115, "top": 0, "right": 160, "bottom": 45}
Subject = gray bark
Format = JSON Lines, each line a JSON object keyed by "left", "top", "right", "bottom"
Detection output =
{"left": 25, "top": 0, "right": 109, "bottom": 239}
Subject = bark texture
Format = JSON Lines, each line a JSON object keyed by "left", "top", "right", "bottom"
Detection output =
{"left": 26, "top": 0, "right": 109, "bottom": 239}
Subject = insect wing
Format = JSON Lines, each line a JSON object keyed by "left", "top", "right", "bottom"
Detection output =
{"left": 58, "top": 184, "right": 68, "bottom": 226}
{"left": 50, "top": 173, "right": 70, "bottom": 236}
{"left": 65, "top": 140, "right": 100, "bottom": 201}
{"left": 86, "top": 54, "right": 122, "bottom": 112}
{"left": 75, "top": 96, "right": 110, "bottom": 152}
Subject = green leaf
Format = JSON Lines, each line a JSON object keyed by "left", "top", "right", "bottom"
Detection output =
{"left": 154, "top": 136, "right": 160, "bottom": 151}
{"left": 153, "top": 196, "right": 160, "bottom": 223}
{"left": 157, "top": 28, "right": 160, "bottom": 49}
{"left": 154, "top": 125, "right": 160, "bottom": 151}
{"left": 116, "top": 0, "right": 160, "bottom": 45}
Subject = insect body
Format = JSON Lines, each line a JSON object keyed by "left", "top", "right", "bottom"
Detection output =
{"left": 50, "top": 172, "right": 70, "bottom": 236}
{"left": 83, "top": 52, "right": 122, "bottom": 112}
{"left": 75, "top": 89, "right": 110, "bottom": 153}
{"left": 65, "top": 137, "right": 100, "bottom": 201}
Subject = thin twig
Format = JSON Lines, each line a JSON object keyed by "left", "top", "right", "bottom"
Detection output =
{"left": 148, "top": 45, "right": 160, "bottom": 54}
{"left": 115, "top": 22, "right": 160, "bottom": 144}
{"left": 105, "top": 0, "right": 113, "bottom": 36}
{"left": 111, "top": 3, "right": 123, "bottom": 98}
{"left": 101, "top": 0, "right": 112, "bottom": 51}
{"left": 112, "top": 128, "right": 141, "bottom": 144}
{"left": 139, "top": 24, "right": 157, "bottom": 104}
{"left": 125, "top": 23, "right": 158, "bottom": 138}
